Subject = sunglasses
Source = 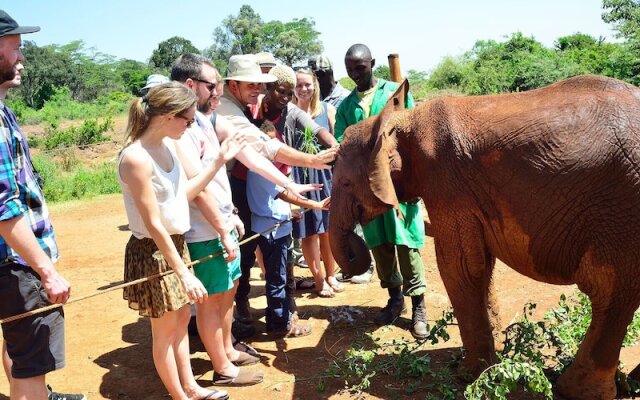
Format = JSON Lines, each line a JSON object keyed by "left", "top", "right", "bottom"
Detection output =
{"left": 176, "top": 114, "right": 195, "bottom": 128}
{"left": 293, "top": 66, "right": 313, "bottom": 72}
{"left": 191, "top": 77, "right": 217, "bottom": 93}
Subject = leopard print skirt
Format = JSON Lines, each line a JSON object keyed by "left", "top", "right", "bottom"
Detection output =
{"left": 123, "top": 234, "right": 192, "bottom": 318}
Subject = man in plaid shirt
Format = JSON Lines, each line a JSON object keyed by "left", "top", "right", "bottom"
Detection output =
{"left": 0, "top": 10, "right": 86, "bottom": 400}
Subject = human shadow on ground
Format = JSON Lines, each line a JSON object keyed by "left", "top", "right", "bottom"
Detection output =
{"left": 93, "top": 317, "right": 169, "bottom": 400}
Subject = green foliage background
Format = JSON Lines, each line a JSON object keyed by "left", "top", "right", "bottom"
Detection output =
{"left": 6, "top": 2, "right": 640, "bottom": 203}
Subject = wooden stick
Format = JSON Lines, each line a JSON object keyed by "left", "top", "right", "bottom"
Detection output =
{"left": 388, "top": 53, "right": 402, "bottom": 83}
{"left": 0, "top": 208, "right": 312, "bottom": 325}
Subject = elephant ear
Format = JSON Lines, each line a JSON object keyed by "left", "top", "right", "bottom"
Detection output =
{"left": 367, "top": 79, "right": 410, "bottom": 211}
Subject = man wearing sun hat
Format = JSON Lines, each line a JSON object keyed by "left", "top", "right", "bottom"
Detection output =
{"left": 218, "top": 53, "right": 338, "bottom": 329}
{"left": 0, "top": 9, "right": 87, "bottom": 400}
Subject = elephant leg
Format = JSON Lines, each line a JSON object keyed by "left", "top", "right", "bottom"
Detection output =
{"left": 433, "top": 215, "right": 499, "bottom": 378}
{"left": 557, "top": 261, "right": 640, "bottom": 400}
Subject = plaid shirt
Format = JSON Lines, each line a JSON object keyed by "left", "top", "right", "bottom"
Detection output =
{"left": 0, "top": 101, "right": 58, "bottom": 266}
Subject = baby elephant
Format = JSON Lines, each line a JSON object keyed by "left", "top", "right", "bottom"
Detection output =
{"left": 329, "top": 75, "right": 640, "bottom": 400}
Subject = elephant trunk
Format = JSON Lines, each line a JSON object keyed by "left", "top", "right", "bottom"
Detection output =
{"left": 329, "top": 204, "right": 371, "bottom": 276}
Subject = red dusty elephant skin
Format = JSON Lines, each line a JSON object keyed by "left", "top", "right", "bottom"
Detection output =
{"left": 328, "top": 75, "right": 640, "bottom": 400}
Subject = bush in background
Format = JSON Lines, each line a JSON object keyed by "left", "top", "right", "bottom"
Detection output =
{"left": 32, "top": 153, "right": 120, "bottom": 203}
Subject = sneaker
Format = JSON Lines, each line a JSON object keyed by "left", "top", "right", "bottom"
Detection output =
{"left": 334, "top": 272, "right": 352, "bottom": 283}
{"left": 296, "top": 255, "right": 308, "bottom": 268}
{"left": 47, "top": 385, "right": 87, "bottom": 400}
{"left": 350, "top": 266, "right": 374, "bottom": 284}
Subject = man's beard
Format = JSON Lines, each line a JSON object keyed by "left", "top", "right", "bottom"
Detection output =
{"left": 197, "top": 99, "right": 211, "bottom": 114}
{"left": 0, "top": 55, "right": 16, "bottom": 84}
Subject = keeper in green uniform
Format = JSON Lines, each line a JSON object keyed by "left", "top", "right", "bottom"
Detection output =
{"left": 334, "top": 43, "right": 427, "bottom": 340}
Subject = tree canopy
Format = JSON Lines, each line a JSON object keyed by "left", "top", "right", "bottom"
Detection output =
{"left": 205, "top": 5, "right": 323, "bottom": 71}
{"left": 149, "top": 36, "right": 200, "bottom": 71}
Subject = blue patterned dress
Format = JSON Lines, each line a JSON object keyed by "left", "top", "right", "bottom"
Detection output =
{"left": 292, "top": 102, "right": 332, "bottom": 239}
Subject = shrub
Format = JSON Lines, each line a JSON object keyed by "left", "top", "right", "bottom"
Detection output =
{"left": 39, "top": 117, "right": 113, "bottom": 150}
{"left": 32, "top": 154, "right": 120, "bottom": 203}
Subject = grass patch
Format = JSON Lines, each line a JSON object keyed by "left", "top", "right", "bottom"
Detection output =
{"left": 33, "top": 153, "right": 120, "bottom": 203}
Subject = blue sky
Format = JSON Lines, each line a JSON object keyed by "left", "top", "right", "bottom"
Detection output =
{"left": 8, "top": 1, "right": 616, "bottom": 79}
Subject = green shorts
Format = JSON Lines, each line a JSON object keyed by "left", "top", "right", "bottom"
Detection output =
{"left": 188, "top": 233, "right": 241, "bottom": 295}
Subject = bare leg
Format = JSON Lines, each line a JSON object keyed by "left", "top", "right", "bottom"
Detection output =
{"left": 301, "top": 235, "right": 327, "bottom": 290}
{"left": 150, "top": 305, "right": 212, "bottom": 400}
{"left": 223, "top": 281, "right": 239, "bottom": 358}
{"left": 255, "top": 248, "right": 266, "bottom": 279}
{"left": 196, "top": 294, "right": 238, "bottom": 377}
{"left": 2, "top": 342, "right": 11, "bottom": 385}
{"left": 11, "top": 374, "right": 48, "bottom": 400}
{"left": 320, "top": 232, "right": 339, "bottom": 285}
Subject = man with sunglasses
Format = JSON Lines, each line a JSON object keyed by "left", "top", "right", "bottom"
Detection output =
{"left": 308, "top": 55, "right": 350, "bottom": 108}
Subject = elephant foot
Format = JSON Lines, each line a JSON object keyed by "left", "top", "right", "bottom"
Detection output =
{"left": 556, "top": 364, "right": 616, "bottom": 400}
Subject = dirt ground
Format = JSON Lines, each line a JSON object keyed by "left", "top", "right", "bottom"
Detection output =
{"left": 0, "top": 194, "right": 637, "bottom": 399}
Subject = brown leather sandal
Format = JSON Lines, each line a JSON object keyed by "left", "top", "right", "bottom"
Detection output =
{"left": 231, "top": 350, "right": 259, "bottom": 366}
{"left": 212, "top": 369, "right": 264, "bottom": 386}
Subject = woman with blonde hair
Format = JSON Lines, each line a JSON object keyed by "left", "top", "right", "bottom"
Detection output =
{"left": 292, "top": 67, "right": 343, "bottom": 296}
{"left": 118, "top": 81, "right": 245, "bottom": 400}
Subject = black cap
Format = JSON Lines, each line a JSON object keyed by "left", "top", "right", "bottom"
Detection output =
{"left": 0, "top": 10, "right": 40, "bottom": 38}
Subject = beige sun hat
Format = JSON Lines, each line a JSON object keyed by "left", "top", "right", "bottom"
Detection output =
{"left": 225, "top": 54, "right": 277, "bottom": 83}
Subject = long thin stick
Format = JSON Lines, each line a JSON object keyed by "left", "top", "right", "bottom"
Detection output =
{"left": 0, "top": 208, "right": 312, "bottom": 324}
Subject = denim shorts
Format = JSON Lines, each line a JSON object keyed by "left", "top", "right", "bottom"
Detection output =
{"left": 0, "top": 263, "right": 65, "bottom": 378}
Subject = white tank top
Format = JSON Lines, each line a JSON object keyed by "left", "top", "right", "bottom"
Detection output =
{"left": 180, "top": 112, "right": 235, "bottom": 243}
{"left": 118, "top": 141, "right": 191, "bottom": 239}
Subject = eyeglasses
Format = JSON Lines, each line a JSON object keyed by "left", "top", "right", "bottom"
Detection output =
{"left": 293, "top": 66, "right": 313, "bottom": 72}
{"left": 191, "top": 77, "right": 217, "bottom": 93}
{"left": 176, "top": 114, "right": 195, "bottom": 128}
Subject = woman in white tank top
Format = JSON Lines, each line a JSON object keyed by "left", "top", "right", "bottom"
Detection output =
{"left": 118, "top": 81, "right": 245, "bottom": 400}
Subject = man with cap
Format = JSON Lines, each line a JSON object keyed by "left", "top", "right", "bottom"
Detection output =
{"left": 218, "top": 54, "right": 337, "bottom": 330}
{"left": 255, "top": 52, "right": 277, "bottom": 73}
{"left": 309, "top": 54, "right": 350, "bottom": 108}
{"left": 0, "top": 10, "right": 86, "bottom": 400}
{"left": 139, "top": 73, "right": 169, "bottom": 95}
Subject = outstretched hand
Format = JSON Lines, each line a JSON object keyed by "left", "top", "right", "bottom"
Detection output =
{"left": 288, "top": 182, "right": 323, "bottom": 199}
{"left": 310, "top": 146, "right": 338, "bottom": 169}
{"left": 220, "top": 132, "right": 248, "bottom": 163}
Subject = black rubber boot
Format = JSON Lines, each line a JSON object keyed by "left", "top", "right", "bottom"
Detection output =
{"left": 411, "top": 295, "right": 428, "bottom": 340}
{"left": 374, "top": 287, "right": 407, "bottom": 325}
{"left": 234, "top": 298, "right": 253, "bottom": 323}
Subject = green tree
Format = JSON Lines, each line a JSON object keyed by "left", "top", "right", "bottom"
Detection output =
{"left": 206, "top": 5, "right": 265, "bottom": 71}
{"left": 262, "top": 18, "right": 322, "bottom": 65}
{"left": 14, "top": 41, "right": 75, "bottom": 108}
{"left": 149, "top": 36, "right": 200, "bottom": 71}
{"left": 115, "top": 59, "right": 154, "bottom": 95}
{"left": 205, "top": 5, "right": 323, "bottom": 71}
{"left": 373, "top": 65, "right": 390, "bottom": 80}
{"left": 602, "top": 0, "right": 640, "bottom": 84}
